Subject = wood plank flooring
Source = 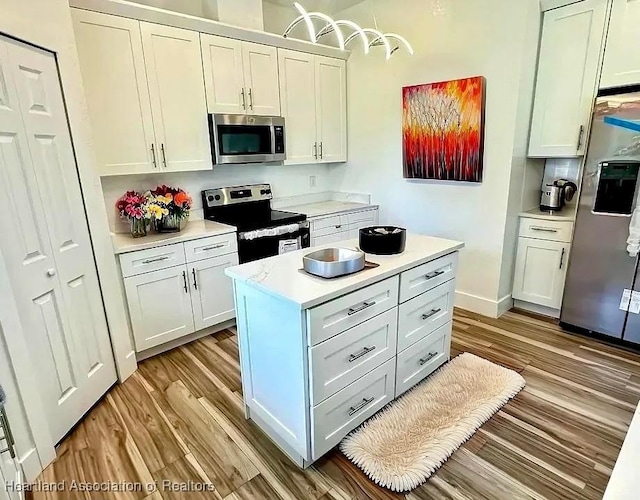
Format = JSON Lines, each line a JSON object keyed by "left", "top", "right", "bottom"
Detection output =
{"left": 31, "top": 309, "right": 640, "bottom": 499}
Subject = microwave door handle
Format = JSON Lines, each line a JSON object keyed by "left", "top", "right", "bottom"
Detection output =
{"left": 271, "top": 125, "right": 277, "bottom": 158}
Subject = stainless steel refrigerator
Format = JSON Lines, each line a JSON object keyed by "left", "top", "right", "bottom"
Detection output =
{"left": 561, "top": 90, "right": 640, "bottom": 344}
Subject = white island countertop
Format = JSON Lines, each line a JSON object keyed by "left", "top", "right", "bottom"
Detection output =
{"left": 280, "top": 200, "right": 378, "bottom": 218}
{"left": 112, "top": 220, "right": 236, "bottom": 254}
{"left": 225, "top": 233, "right": 464, "bottom": 309}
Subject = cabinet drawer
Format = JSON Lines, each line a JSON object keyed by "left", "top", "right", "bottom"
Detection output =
{"left": 183, "top": 233, "right": 237, "bottom": 263}
{"left": 399, "top": 252, "right": 458, "bottom": 303}
{"left": 395, "top": 322, "right": 451, "bottom": 398}
{"left": 347, "top": 210, "right": 377, "bottom": 226}
{"left": 310, "top": 307, "right": 397, "bottom": 405}
{"left": 311, "top": 358, "right": 395, "bottom": 460}
{"left": 120, "top": 243, "right": 186, "bottom": 277}
{"left": 398, "top": 279, "right": 455, "bottom": 352}
{"left": 519, "top": 218, "right": 573, "bottom": 243}
{"left": 312, "top": 215, "right": 349, "bottom": 237}
{"left": 307, "top": 276, "right": 399, "bottom": 345}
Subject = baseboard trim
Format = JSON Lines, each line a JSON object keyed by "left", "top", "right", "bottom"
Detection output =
{"left": 513, "top": 299, "right": 560, "bottom": 319}
{"left": 455, "top": 292, "right": 513, "bottom": 319}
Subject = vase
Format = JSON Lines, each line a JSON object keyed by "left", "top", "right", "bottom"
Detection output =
{"left": 157, "top": 213, "right": 183, "bottom": 233}
{"left": 130, "top": 218, "right": 146, "bottom": 238}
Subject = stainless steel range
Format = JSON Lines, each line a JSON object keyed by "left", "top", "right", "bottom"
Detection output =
{"left": 202, "top": 184, "right": 309, "bottom": 263}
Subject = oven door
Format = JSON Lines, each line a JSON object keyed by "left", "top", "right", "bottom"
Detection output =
{"left": 210, "top": 114, "right": 285, "bottom": 164}
{"left": 238, "top": 222, "right": 310, "bottom": 263}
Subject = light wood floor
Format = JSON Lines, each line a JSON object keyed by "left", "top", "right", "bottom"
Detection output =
{"left": 31, "top": 309, "right": 640, "bottom": 499}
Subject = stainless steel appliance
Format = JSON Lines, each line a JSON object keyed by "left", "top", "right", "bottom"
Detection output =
{"left": 540, "top": 179, "right": 578, "bottom": 211}
{"left": 303, "top": 248, "right": 365, "bottom": 278}
{"left": 209, "top": 114, "right": 285, "bottom": 165}
{"left": 202, "top": 184, "right": 309, "bottom": 263}
{"left": 561, "top": 89, "right": 640, "bottom": 344}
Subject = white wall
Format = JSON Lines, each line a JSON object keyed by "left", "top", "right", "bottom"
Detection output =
{"left": 102, "top": 163, "right": 331, "bottom": 230}
{"left": 330, "top": 0, "right": 541, "bottom": 316}
{"left": 262, "top": 1, "right": 297, "bottom": 35}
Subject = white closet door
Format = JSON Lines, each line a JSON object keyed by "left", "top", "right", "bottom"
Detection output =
{"left": 200, "top": 34, "right": 246, "bottom": 114}
{"left": 278, "top": 49, "right": 317, "bottom": 165}
{"left": 141, "top": 22, "right": 212, "bottom": 172}
{"left": 0, "top": 447, "right": 20, "bottom": 500}
{"left": 242, "top": 42, "right": 281, "bottom": 116}
{"left": 0, "top": 38, "right": 116, "bottom": 443}
{"left": 190, "top": 253, "right": 239, "bottom": 331}
{"left": 71, "top": 10, "right": 156, "bottom": 175}
{"left": 315, "top": 56, "right": 347, "bottom": 163}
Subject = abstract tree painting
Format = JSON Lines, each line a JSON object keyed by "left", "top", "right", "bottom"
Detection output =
{"left": 403, "top": 76, "right": 485, "bottom": 182}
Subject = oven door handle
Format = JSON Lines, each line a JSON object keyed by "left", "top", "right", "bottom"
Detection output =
{"left": 239, "top": 222, "right": 309, "bottom": 241}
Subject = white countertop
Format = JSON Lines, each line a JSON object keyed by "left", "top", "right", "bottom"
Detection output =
{"left": 112, "top": 220, "right": 236, "bottom": 254}
{"left": 519, "top": 207, "right": 576, "bottom": 222}
{"left": 604, "top": 402, "right": 640, "bottom": 499}
{"left": 225, "top": 233, "right": 464, "bottom": 309}
{"left": 281, "top": 200, "right": 378, "bottom": 219}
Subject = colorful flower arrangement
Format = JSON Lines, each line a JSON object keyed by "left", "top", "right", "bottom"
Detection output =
{"left": 148, "top": 185, "right": 193, "bottom": 220}
{"left": 115, "top": 191, "right": 148, "bottom": 220}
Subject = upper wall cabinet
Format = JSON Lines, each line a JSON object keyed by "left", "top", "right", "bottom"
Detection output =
{"left": 279, "top": 49, "right": 347, "bottom": 165}
{"left": 600, "top": 0, "right": 640, "bottom": 89}
{"left": 528, "top": 0, "right": 608, "bottom": 158}
{"left": 201, "top": 34, "right": 280, "bottom": 116}
{"left": 72, "top": 10, "right": 212, "bottom": 175}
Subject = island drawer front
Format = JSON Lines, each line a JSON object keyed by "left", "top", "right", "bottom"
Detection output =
{"left": 395, "top": 322, "right": 451, "bottom": 398}
{"left": 312, "top": 215, "right": 349, "bottom": 237}
{"left": 311, "top": 358, "right": 396, "bottom": 460}
{"left": 307, "top": 276, "right": 400, "bottom": 345}
{"left": 399, "top": 252, "right": 458, "bottom": 303}
{"left": 519, "top": 218, "right": 573, "bottom": 243}
{"left": 310, "top": 307, "right": 398, "bottom": 405}
{"left": 347, "top": 210, "right": 377, "bottom": 226}
{"left": 184, "top": 233, "right": 238, "bottom": 263}
{"left": 120, "top": 243, "right": 186, "bottom": 277}
{"left": 398, "top": 279, "right": 455, "bottom": 352}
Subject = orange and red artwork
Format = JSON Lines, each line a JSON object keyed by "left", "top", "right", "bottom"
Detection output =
{"left": 402, "top": 76, "right": 485, "bottom": 182}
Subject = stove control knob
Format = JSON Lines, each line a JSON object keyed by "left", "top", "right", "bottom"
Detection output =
{"left": 260, "top": 189, "right": 267, "bottom": 195}
{"left": 207, "top": 195, "right": 214, "bottom": 202}
{"left": 214, "top": 195, "right": 221, "bottom": 201}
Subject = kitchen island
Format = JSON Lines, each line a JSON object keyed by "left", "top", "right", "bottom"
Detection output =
{"left": 225, "top": 233, "right": 464, "bottom": 467}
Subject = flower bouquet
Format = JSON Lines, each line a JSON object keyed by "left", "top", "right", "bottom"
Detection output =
{"left": 115, "top": 191, "right": 149, "bottom": 238}
{"left": 148, "top": 185, "right": 192, "bottom": 233}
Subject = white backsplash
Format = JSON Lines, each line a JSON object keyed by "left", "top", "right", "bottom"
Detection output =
{"left": 542, "top": 158, "right": 582, "bottom": 185}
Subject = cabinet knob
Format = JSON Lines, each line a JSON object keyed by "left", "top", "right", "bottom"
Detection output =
{"left": 46, "top": 268, "right": 56, "bottom": 277}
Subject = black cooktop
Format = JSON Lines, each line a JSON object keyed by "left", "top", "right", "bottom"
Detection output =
{"left": 206, "top": 205, "right": 306, "bottom": 232}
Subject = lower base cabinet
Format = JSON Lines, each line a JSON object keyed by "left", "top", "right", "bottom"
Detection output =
{"left": 309, "top": 208, "right": 379, "bottom": 246}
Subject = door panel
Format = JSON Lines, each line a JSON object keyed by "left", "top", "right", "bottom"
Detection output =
{"left": 71, "top": 10, "right": 156, "bottom": 175}
{"left": 0, "top": 38, "right": 117, "bottom": 443}
{"left": 200, "top": 34, "right": 245, "bottom": 114}
{"left": 600, "top": 0, "right": 640, "bottom": 89}
{"left": 124, "top": 266, "right": 195, "bottom": 351}
{"left": 278, "top": 49, "right": 317, "bottom": 165}
{"left": 315, "top": 56, "right": 346, "bottom": 163}
{"left": 141, "top": 22, "right": 212, "bottom": 172}
{"left": 242, "top": 42, "right": 280, "bottom": 116}
{"left": 190, "top": 253, "right": 239, "bottom": 331}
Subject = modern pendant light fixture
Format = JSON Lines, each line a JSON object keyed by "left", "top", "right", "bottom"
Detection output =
{"left": 283, "top": 2, "right": 414, "bottom": 59}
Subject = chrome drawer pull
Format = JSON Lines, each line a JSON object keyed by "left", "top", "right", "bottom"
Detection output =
{"left": 348, "top": 397, "right": 375, "bottom": 416}
{"left": 530, "top": 226, "right": 558, "bottom": 233}
{"left": 421, "top": 308, "right": 442, "bottom": 320}
{"left": 419, "top": 352, "right": 438, "bottom": 365}
{"left": 201, "top": 244, "right": 225, "bottom": 252}
{"left": 0, "top": 408, "right": 16, "bottom": 459}
{"left": 425, "top": 270, "right": 445, "bottom": 280}
{"left": 348, "top": 301, "right": 376, "bottom": 315}
{"left": 142, "top": 256, "right": 170, "bottom": 264}
{"left": 348, "top": 346, "right": 376, "bottom": 362}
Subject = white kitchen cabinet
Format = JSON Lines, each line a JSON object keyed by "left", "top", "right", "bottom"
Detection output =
{"left": 190, "top": 253, "right": 239, "bottom": 331}
{"left": 201, "top": 35, "right": 280, "bottom": 116}
{"left": 512, "top": 237, "right": 570, "bottom": 309}
{"left": 124, "top": 266, "right": 196, "bottom": 351}
{"left": 71, "top": 9, "right": 212, "bottom": 175}
{"left": 601, "top": 0, "right": 640, "bottom": 89}
{"left": 528, "top": 0, "right": 608, "bottom": 158}
{"left": 310, "top": 209, "right": 378, "bottom": 245}
{"left": 279, "top": 49, "right": 347, "bottom": 165}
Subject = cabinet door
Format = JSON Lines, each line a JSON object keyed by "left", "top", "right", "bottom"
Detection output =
{"left": 315, "top": 56, "right": 347, "bottom": 163}
{"left": 124, "top": 266, "right": 195, "bottom": 351}
{"left": 601, "top": 0, "right": 640, "bottom": 89}
{"left": 242, "top": 42, "right": 281, "bottom": 116}
{"left": 189, "top": 253, "right": 239, "bottom": 331}
{"left": 71, "top": 10, "right": 156, "bottom": 175}
{"left": 513, "top": 237, "right": 570, "bottom": 309}
{"left": 141, "top": 22, "right": 212, "bottom": 172}
{"left": 200, "top": 34, "right": 246, "bottom": 114}
{"left": 278, "top": 49, "right": 317, "bottom": 165}
{"left": 528, "top": 0, "right": 607, "bottom": 158}
{"left": 0, "top": 448, "right": 19, "bottom": 500}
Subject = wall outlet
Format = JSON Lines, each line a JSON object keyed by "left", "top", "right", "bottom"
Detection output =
{"left": 309, "top": 175, "right": 316, "bottom": 188}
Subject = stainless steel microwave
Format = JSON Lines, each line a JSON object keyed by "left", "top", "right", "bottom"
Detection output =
{"left": 209, "top": 114, "right": 286, "bottom": 165}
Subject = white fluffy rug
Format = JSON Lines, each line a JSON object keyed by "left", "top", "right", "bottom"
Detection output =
{"left": 340, "top": 352, "right": 525, "bottom": 492}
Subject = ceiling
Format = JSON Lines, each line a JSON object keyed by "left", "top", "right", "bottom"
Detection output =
{"left": 263, "top": 0, "right": 369, "bottom": 14}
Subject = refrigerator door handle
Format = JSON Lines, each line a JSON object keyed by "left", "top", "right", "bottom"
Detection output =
{"left": 559, "top": 247, "right": 566, "bottom": 270}
{"left": 577, "top": 125, "right": 585, "bottom": 151}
